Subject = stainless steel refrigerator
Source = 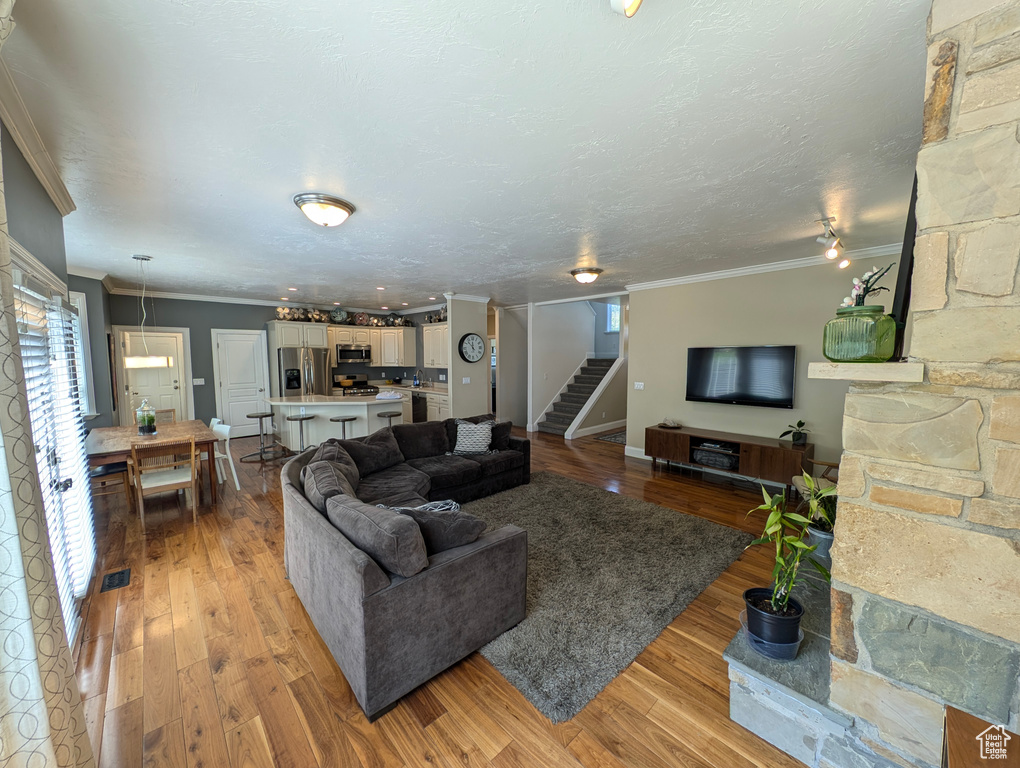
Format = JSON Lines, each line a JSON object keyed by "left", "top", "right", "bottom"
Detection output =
{"left": 278, "top": 347, "right": 331, "bottom": 396}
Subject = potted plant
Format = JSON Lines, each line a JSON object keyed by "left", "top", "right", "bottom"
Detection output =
{"left": 779, "top": 420, "right": 809, "bottom": 446}
{"left": 798, "top": 471, "right": 838, "bottom": 560}
{"left": 743, "top": 488, "right": 830, "bottom": 651}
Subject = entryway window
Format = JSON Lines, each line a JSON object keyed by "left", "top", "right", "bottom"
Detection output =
{"left": 11, "top": 250, "right": 97, "bottom": 646}
{"left": 607, "top": 303, "right": 621, "bottom": 333}
{"left": 67, "top": 290, "right": 97, "bottom": 418}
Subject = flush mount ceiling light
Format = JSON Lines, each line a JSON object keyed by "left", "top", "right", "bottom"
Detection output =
{"left": 293, "top": 193, "right": 355, "bottom": 227}
{"left": 610, "top": 0, "right": 643, "bottom": 16}
{"left": 571, "top": 267, "right": 604, "bottom": 284}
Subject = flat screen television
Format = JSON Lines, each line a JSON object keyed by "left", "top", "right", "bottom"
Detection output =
{"left": 686, "top": 346, "right": 796, "bottom": 409}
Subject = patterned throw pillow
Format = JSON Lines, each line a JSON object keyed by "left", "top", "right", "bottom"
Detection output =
{"left": 451, "top": 419, "right": 494, "bottom": 455}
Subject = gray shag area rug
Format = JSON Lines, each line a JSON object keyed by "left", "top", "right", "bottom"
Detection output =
{"left": 463, "top": 472, "right": 751, "bottom": 723}
{"left": 595, "top": 429, "right": 627, "bottom": 444}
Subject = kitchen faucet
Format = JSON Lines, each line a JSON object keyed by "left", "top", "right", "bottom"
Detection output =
{"left": 414, "top": 369, "right": 424, "bottom": 387}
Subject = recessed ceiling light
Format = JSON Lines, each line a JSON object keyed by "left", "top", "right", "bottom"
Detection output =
{"left": 570, "top": 267, "right": 603, "bottom": 284}
{"left": 401, "top": 302, "right": 408, "bottom": 306}
{"left": 280, "top": 297, "right": 289, "bottom": 301}
{"left": 610, "top": 0, "right": 642, "bottom": 16}
{"left": 381, "top": 306, "right": 389, "bottom": 310}
{"left": 428, "top": 297, "right": 436, "bottom": 301}
{"left": 377, "top": 287, "right": 385, "bottom": 291}
{"left": 288, "top": 287, "right": 298, "bottom": 291}
{"left": 293, "top": 193, "right": 355, "bottom": 227}
{"left": 333, "top": 302, "right": 340, "bottom": 305}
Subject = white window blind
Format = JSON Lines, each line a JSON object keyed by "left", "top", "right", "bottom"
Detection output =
{"left": 67, "top": 291, "right": 96, "bottom": 417}
{"left": 11, "top": 265, "right": 97, "bottom": 645}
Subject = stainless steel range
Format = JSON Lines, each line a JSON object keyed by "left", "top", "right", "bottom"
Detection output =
{"left": 332, "top": 373, "right": 379, "bottom": 396}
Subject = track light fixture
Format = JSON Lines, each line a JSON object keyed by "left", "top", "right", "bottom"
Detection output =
{"left": 610, "top": 0, "right": 643, "bottom": 16}
{"left": 816, "top": 217, "right": 849, "bottom": 267}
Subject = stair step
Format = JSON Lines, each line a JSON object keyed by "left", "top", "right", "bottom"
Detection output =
{"left": 545, "top": 412, "right": 575, "bottom": 426}
{"left": 538, "top": 422, "right": 567, "bottom": 435}
{"left": 574, "top": 374, "right": 604, "bottom": 386}
{"left": 560, "top": 392, "right": 589, "bottom": 405}
{"left": 580, "top": 367, "right": 611, "bottom": 378}
{"left": 586, "top": 358, "right": 615, "bottom": 368}
{"left": 566, "top": 384, "right": 597, "bottom": 396}
{"left": 552, "top": 401, "right": 582, "bottom": 416}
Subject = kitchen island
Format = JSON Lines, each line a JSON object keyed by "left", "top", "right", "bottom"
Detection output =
{"left": 268, "top": 394, "right": 406, "bottom": 450}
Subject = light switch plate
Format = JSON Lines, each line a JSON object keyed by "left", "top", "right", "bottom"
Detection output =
{"left": 439, "top": 374, "right": 446, "bottom": 381}
{"left": 634, "top": 382, "right": 645, "bottom": 390}
{"left": 193, "top": 378, "right": 205, "bottom": 385}
{"left": 462, "top": 377, "right": 470, "bottom": 384}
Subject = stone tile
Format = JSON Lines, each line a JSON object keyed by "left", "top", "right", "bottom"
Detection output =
{"left": 975, "top": 3, "right": 1020, "bottom": 46}
{"left": 860, "top": 737, "right": 932, "bottom": 768}
{"left": 911, "top": 307, "right": 1020, "bottom": 364}
{"left": 991, "top": 395, "right": 1020, "bottom": 442}
{"left": 958, "top": 59, "right": 1020, "bottom": 134}
{"left": 968, "top": 497, "right": 1020, "bottom": 529}
{"left": 923, "top": 40, "right": 957, "bottom": 145}
{"left": 838, "top": 454, "right": 866, "bottom": 499}
{"left": 729, "top": 681, "right": 819, "bottom": 765}
{"left": 830, "top": 589, "right": 858, "bottom": 663}
{"left": 857, "top": 598, "right": 1020, "bottom": 723}
{"left": 820, "top": 734, "right": 909, "bottom": 768}
{"left": 831, "top": 503, "right": 1020, "bottom": 643}
{"left": 992, "top": 447, "right": 1020, "bottom": 498}
{"left": 869, "top": 485, "right": 964, "bottom": 517}
{"left": 910, "top": 232, "right": 949, "bottom": 311}
{"left": 866, "top": 462, "right": 984, "bottom": 497}
{"left": 927, "top": 362, "right": 1020, "bottom": 389}
{"left": 725, "top": 629, "right": 833, "bottom": 710}
{"left": 829, "top": 661, "right": 944, "bottom": 766}
{"left": 843, "top": 393, "right": 983, "bottom": 471}
{"left": 968, "top": 30, "right": 1020, "bottom": 74}
{"left": 955, "top": 220, "right": 1020, "bottom": 296}
{"left": 915, "top": 125, "right": 1020, "bottom": 229}
{"left": 931, "top": 0, "right": 1011, "bottom": 36}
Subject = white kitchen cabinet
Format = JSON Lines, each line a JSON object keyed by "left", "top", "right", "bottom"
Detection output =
{"left": 353, "top": 328, "right": 371, "bottom": 345}
{"left": 330, "top": 327, "right": 353, "bottom": 347}
{"left": 425, "top": 392, "right": 449, "bottom": 422}
{"left": 304, "top": 323, "right": 330, "bottom": 347}
{"left": 426, "top": 400, "right": 440, "bottom": 422}
{"left": 269, "top": 321, "right": 329, "bottom": 348}
{"left": 422, "top": 323, "right": 449, "bottom": 368}
{"left": 276, "top": 322, "right": 304, "bottom": 348}
{"left": 379, "top": 328, "right": 417, "bottom": 367}
{"left": 369, "top": 329, "right": 382, "bottom": 366}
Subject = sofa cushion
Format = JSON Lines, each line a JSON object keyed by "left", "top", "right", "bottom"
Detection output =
{"left": 336, "top": 428, "right": 404, "bottom": 477}
{"left": 355, "top": 464, "right": 431, "bottom": 504}
{"left": 391, "top": 422, "right": 449, "bottom": 460}
{"left": 308, "top": 441, "right": 360, "bottom": 488}
{"left": 490, "top": 421, "right": 512, "bottom": 451}
{"left": 325, "top": 494, "right": 428, "bottom": 578}
{"left": 452, "top": 419, "right": 495, "bottom": 455}
{"left": 463, "top": 449, "right": 525, "bottom": 476}
{"left": 390, "top": 502, "right": 486, "bottom": 555}
{"left": 406, "top": 455, "right": 483, "bottom": 490}
{"left": 443, "top": 414, "right": 494, "bottom": 448}
{"left": 371, "top": 491, "right": 430, "bottom": 508}
{"left": 300, "top": 460, "right": 357, "bottom": 513}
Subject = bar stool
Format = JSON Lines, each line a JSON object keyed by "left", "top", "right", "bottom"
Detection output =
{"left": 287, "top": 414, "right": 316, "bottom": 452}
{"left": 377, "top": 411, "right": 402, "bottom": 428}
{"left": 241, "top": 412, "right": 287, "bottom": 462}
{"left": 329, "top": 415, "right": 358, "bottom": 439}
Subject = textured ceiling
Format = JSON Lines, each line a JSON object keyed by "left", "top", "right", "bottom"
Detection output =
{"left": 5, "top": 0, "right": 929, "bottom": 308}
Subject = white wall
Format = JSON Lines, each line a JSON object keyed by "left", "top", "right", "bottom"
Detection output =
{"left": 447, "top": 296, "right": 490, "bottom": 417}
{"left": 529, "top": 301, "right": 595, "bottom": 430}
{"left": 496, "top": 307, "right": 528, "bottom": 426}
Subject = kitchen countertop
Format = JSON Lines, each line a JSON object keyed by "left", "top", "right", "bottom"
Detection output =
{"left": 268, "top": 394, "right": 403, "bottom": 405}
{"left": 375, "top": 383, "right": 449, "bottom": 394}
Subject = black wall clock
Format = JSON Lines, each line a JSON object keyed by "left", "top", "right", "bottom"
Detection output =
{"left": 458, "top": 333, "right": 486, "bottom": 363}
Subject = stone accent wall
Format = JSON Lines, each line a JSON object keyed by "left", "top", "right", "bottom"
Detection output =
{"left": 829, "top": 2, "right": 1020, "bottom": 766}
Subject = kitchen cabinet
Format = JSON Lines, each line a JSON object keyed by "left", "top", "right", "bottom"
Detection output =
{"left": 422, "top": 323, "right": 449, "bottom": 368}
{"left": 379, "top": 328, "right": 416, "bottom": 367}
{"left": 369, "top": 329, "right": 382, "bottom": 366}
{"left": 425, "top": 391, "right": 450, "bottom": 422}
{"left": 304, "top": 323, "right": 330, "bottom": 347}
{"left": 331, "top": 327, "right": 371, "bottom": 346}
{"left": 268, "top": 321, "right": 329, "bottom": 348}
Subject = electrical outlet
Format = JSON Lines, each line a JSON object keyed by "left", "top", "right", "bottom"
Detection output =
{"left": 634, "top": 382, "right": 645, "bottom": 390}
{"left": 439, "top": 374, "right": 446, "bottom": 381}
{"left": 602, "top": 411, "right": 606, "bottom": 418}
{"left": 462, "top": 377, "right": 470, "bottom": 384}
{"left": 381, "top": 371, "right": 385, "bottom": 377}
{"left": 300, "top": 406, "right": 306, "bottom": 415}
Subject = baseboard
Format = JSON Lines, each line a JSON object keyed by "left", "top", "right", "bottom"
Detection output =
{"left": 566, "top": 419, "right": 627, "bottom": 440}
{"left": 624, "top": 446, "right": 650, "bottom": 460}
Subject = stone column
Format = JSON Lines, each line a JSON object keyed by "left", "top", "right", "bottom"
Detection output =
{"left": 828, "top": 2, "right": 1020, "bottom": 767}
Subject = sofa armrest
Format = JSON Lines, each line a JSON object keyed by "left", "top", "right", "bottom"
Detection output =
{"left": 507, "top": 435, "right": 531, "bottom": 483}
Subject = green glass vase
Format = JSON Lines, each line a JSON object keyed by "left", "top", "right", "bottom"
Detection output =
{"left": 823, "top": 305, "right": 896, "bottom": 363}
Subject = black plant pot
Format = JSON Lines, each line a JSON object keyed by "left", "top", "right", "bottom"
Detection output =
{"left": 743, "top": 588, "right": 804, "bottom": 644}
{"left": 792, "top": 432, "right": 807, "bottom": 446}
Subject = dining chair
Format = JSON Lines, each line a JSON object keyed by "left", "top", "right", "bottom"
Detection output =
{"left": 211, "top": 422, "right": 241, "bottom": 491}
{"left": 129, "top": 437, "right": 198, "bottom": 528}
{"left": 90, "top": 462, "right": 133, "bottom": 509}
{"left": 133, "top": 408, "right": 177, "bottom": 425}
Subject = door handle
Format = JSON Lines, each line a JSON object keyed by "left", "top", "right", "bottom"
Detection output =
{"left": 53, "top": 478, "right": 73, "bottom": 493}
{"left": 258, "top": 388, "right": 264, "bottom": 393}
{"left": 173, "top": 386, "right": 180, "bottom": 390}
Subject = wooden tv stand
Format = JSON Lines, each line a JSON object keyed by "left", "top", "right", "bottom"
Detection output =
{"left": 644, "top": 425, "right": 814, "bottom": 488}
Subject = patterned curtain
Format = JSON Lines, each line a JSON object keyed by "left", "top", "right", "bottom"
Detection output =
{"left": 0, "top": 3, "right": 96, "bottom": 765}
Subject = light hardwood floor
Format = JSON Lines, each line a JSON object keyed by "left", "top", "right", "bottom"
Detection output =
{"left": 77, "top": 428, "right": 805, "bottom": 768}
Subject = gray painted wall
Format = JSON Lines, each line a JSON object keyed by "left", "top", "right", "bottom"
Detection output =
{"left": 109, "top": 294, "right": 278, "bottom": 423}
{"left": 68, "top": 275, "right": 117, "bottom": 428}
{"left": 2, "top": 123, "right": 67, "bottom": 284}
{"left": 590, "top": 301, "right": 620, "bottom": 359}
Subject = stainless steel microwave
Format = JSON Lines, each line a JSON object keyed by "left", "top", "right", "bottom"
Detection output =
{"left": 336, "top": 344, "right": 371, "bottom": 362}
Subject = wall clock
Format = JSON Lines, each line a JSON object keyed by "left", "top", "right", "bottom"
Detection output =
{"left": 458, "top": 333, "right": 486, "bottom": 363}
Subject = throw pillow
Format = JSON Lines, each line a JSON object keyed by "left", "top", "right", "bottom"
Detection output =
{"left": 391, "top": 421, "right": 450, "bottom": 460}
{"left": 308, "top": 441, "right": 360, "bottom": 488}
{"left": 383, "top": 501, "right": 487, "bottom": 555}
{"left": 300, "top": 460, "right": 356, "bottom": 514}
{"left": 336, "top": 427, "right": 404, "bottom": 477}
{"left": 443, "top": 414, "right": 495, "bottom": 448}
{"left": 452, "top": 419, "right": 494, "bottom": 456}
{"left": 490, "top": 420, "right": 512, "bottom": 451}
{"left": 326, "top": 495, "right": 428, "bottom": 578}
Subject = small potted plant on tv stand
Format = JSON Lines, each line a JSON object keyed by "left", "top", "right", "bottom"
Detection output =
{"left": 742, "top": 487, "right": 830, "bottom": 659}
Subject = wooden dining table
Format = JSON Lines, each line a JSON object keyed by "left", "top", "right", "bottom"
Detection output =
{"left": 85, "top": 420, "right": 220, "bottom": 503}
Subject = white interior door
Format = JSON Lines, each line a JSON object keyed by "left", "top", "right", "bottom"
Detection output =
{"left": 213, "top": 329, "right": 269, "bottom": 438}
{"left": 119, "top": 330, "right": 186, "bottom": 424}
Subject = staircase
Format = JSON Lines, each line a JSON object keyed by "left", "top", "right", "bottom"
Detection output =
{"left": 538, "top": 358, "right": 615, "bottom": 435}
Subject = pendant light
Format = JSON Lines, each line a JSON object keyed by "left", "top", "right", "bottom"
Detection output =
{"left": 124, "top": 255, "right": 172, "bottom": 369}
{"left": 294, "top": 193, "right": 356, "bottom": 227}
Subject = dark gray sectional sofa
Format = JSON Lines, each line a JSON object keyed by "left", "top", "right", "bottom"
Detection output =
{"left": 282, "top": 415, "right": 530, "bottom": 719}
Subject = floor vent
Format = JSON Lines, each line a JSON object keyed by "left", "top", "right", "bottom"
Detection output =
{"left": 100, "top": 569, "right": 131, "bottom": 592}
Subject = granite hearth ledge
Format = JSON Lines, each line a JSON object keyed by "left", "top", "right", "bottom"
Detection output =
{"left": 808, "top": 361, "right": 925, "bottom": 382}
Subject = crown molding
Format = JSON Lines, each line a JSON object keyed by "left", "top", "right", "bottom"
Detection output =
{"left": 535, "top": 290, "right": 627, "bottom": 306}
{"left": 625, "top": 243, "right": 902, "bottom": 293}
{"left": 0, "top": 58, "right": 75, "bottom": 216}
{"left": 8, "top": 237, "right": 65, "bottom": 292}
{"left": 67, "top": 265, "right": 109, "bottom": 281}
{"left": 443, "top": 292, "right": 490, "bottom": 304}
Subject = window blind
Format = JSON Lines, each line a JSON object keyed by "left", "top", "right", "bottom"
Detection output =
{"left": 11, "top": 266, "right": 97, "bottom": 645}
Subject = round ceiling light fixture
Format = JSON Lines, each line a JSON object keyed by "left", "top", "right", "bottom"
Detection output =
{"left": 293, "top": 193, "right": 355, "bottom": 227}
{"left": 610, "top": 0, "right": 642, "bottom": 16}
{"left": 571, "top": 267, "right": 604, "bottom": 284}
